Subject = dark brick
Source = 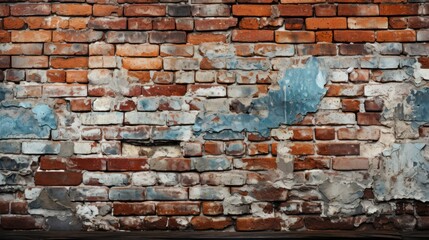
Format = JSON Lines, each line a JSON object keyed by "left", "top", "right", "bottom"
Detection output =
{"left": 168, "top": 5, "right": 191, "bottom": 17}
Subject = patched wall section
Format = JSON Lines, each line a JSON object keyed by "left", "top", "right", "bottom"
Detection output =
{"left": 0, "top": 0, "right": 429, "bottom": 232}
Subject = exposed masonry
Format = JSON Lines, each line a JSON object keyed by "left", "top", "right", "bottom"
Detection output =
{"left": 0, "top": 0, "right": 429, "bottom": 232}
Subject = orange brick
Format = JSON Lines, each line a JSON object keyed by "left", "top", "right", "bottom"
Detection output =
{"left": 195, "top": 18, "right": 237, "bottom": 31}
{"left": 342, "top": 99, "right": 361, "bottom": 112}
{"left": 116, "top": 44, "right": 159, "bottom": 57}
{"left": 315, "top": 5, "right": 337, "bottom": 16}
{"left": 316, "top": 31, "right": 333, "bottom": 42}
{"left": 377, "top": 30, "right": 416, "bottom": 42}
{"left": 348, "top": 17, "right": 388, "bottom": 29}
{"left": 232, "top": 5, "right": 272, "bottom": 17}
{"left": 0, "top": 4, "right": 9, "bottom": 17}
{"left": 275, "top": 31, "right": 315, "bottom": 43}
{"left": 70, "top": 98, "right": 91, "bottom": 112}
{"left": 93, "top": 4, "right": 123, "bottom": 17}
{"left": 231, "top": 30, "right": 274, "bottom": 42}
{"left": 50, "top": 57, "right": 89, "bottom": 69}
{"left": 3, "top": 17, "right": 25, "bottom": 29}
{"left": 306, "top": 17, "right": 347, "bottom": 30}
{"left": 334, "top": 30, "right": 375, "bottom": 42}
{"left": 278, "top": 4, "right": 313, "bottom": 17}
{"left": 122, "top": 58, "right": 163, "bottom": 70}
{"left": 66, "top": 70, "right": 88, "bottom": 83}
{"left": 52, "top": 4, "right": 92, "bottom": 16}
{"left": 288, "top": 143, "right": 315, "bottom": 155}
{"left": 187, "top": 33, "right": 227, "bottom": 44}
{"left": 11, "top": 30, "right": 51, "bottom": 43}
{"left": 338, "top": 4, "right": 379, "bottom": 16}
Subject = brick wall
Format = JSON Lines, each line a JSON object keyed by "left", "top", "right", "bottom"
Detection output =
{"left": 0, "top": 0, "right": 429, "bottom": 232}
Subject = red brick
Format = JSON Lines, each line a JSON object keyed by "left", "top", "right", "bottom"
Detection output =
{"left": 357, "top": 112, "right": 381, "bottom": 125}
{"left": 350, "top": 69, "right": 370, "bottom": 82}
{"left": 315, "top": 128, "right": 335, "bottom": 140}
{"left": 113, "top": 202, "right": 155, "bottom": 216}
{"left": 284, "top": 18, "right": 304, "bottom": 30}
{"left": 339, "top": 44, "right": 370, "bottom": 55}
{"left": 294, "top": 156, "right": 330, "bottom": 170}
{"left": 52, "top": 4, "right": 92, "bottom": 16}
{"left": 124, "top": 4, "right": 166, "bottom": 16}
{"left": 365, "top": 99, "right": 384, "bottom": 112}
{"left": 0, "top": 215, "right": 43, "bottom": 230}
{"left": 377, "top": 30, "right": 416, "bottom": 42}
{"left": 333, "top": 157, "right": 369, "bottom": 170}
{"left": 278, "top": 4, "right": 313, "bottom": 16}
{"left": 128, "top": 18, "right": 153, "bottom": 30}
{"left": 334, "top": 30, "right": 375, "bottom": 42}
{"left": 338, "top": 4, "right": 379, "bottom": 16}
{"left": 204, "top": 142, "right": 224, "bottom": 155}
{"left": 69, "top": 157, "right": 107, "bottom": 171}
{"left": 44, "top": 43, "right": 88, "bottom": 55}
{"left": 108, "top": 158, "right": 149, "bottom": 171}
{"left": 241, "top": 157, "right": 277, "bottom": 170}
{"left": 315, "top": 5, "right": 337, "bottom": 16}
{"left": 304, "top": 217, "right": 355, "bottom": 230}
{"left": 389, "top": 17, "right": 407, "bottom": 29}
{"left": 380, "top": 4, "right": 419, "bottom": 16}
{"left": 153, "top": 18, "right": 175, "bottom": 30}
{"left": 115, "top": 99, "right": 137, "bottom": 111}
{"left": 70, "top": 99, "right": 91, "bottom": 112}
{"left": 0, "top": 4, "right": 9, "bottom": 17}
{"left": 248, "top": 143, "right": 270, "bottom": 156}
{"left": 0, "top": 31, "right": 10, "bottom": 43}
{"left": 157, "top": 202, "right": 200, "bottom": 216}
{"left": 93, "top": 4, "right": 123, "bottom": 17}
{"left": 142, "top": 85, "right": 187, "bottom": 96}
{"left": 232, "top": 5, "right": 272, "bottom": 17}
{"left": 232, "top": 30, "right": 274, "bottom": 42}
{"left": 202, "top": 202, "right": 223, "bottom": 216}
{"left": 40, "top": 156, "right": 67, "bottom": 170}
{"left": 239, "top": 18, "right": 259, "bottom": 29}
{"left": 236, "top": 217, "right": 281, "bottom": 231}
{"left": 342, "top": 99, "right": 360, "bottom": 112}
{"left": 0, "top": 201, "right": 9, "bottom": 214}
{"left": 195, "top": 18, "right": 237, "bottom": 31}
{"left": 187, "top": 33, "right": 227, "bottom": 44}
{"left": 11, "top": 4, "right": 51, "bottom": 16}
{"left": 275, "top": 31, "right": 315, "bottom": 43}
{"left": 11, "top": 202, "right": 28, "bottom": 215}
{"left": 317, "top": 143, "right": 360, "bottom": 156}
{"left": 326, "top": 84, "right": 364, "bottom": 97}
{"left": 88, "top": 18, "right": 127, "bottom": 30}
{"left": 306, "top": 17, "right": 347, "bottom": 30}
{"left": 408, "top": 17, "right": 429, "bottom": 29}
{"left": 191, "top": 216, "right": 232, "bottom": 230}
{"left": 25, "top": 17, "right": 68, "bottom": 30}
{"left": 116, "top": 44, "right": 159, "bottom": 57}
{"left": 35, "top": 171, "right": 82, "bottom": 186}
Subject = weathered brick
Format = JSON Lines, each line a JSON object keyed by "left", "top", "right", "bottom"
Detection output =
{"left": 189, "top": 186, "right": 230, "bottom": 200}
{"left": 146, "top": 187, "right": 188, "bottom": 200}
{"left": 52, "top": 4, "right": 92, "bottom": 16}
{"left": 124, "top": 5, "right": 166, "bottom": 16}
{"left": 236, "top": 217, "right": 281, "bottom": 231}
{"left": 232, "top": 30, "right": 274, "bottom": 42}
{"left": 275, "top": 31, "right": 315, "bottom": 43}
{"left": 11, "top": 4, "right": 51, "bottom": 16}
{"left": 157, "top": 202, "right": 200, "bottom": 216}
{"left": 113, "top": 202, "right": 155, "bottom": 216}
{"left": 109, "top": 187, "right": 145, "bottom": 201}
{"left": 191, "top": 216, "right": 232, "bottom": 230}
{"left": 338, "top": 4, "right": 379, "bottom": 16}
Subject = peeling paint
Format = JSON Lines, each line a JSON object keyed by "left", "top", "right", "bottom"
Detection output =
{"left": 374, "top": 143, "right": 429, "bottom": 202}
{"left": 0, "top": 103, "right": 57, "bottom": 139}
{"left": 194, "top": 57, "right": 327, "bottom": 136}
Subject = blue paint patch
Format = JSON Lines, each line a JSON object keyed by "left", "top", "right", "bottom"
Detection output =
{"left": 194, "top": 57, "right": 327, "bottom": 137}
{"left": 192, "top": 157, "right": 231, "bottom": 172}
{"left": 203, "top": 130, "right": 245, "bottom": 140}
{"left": 0, "top": 103, "right": 57, "bottom": 139}
{"left": 152, "top": 126, "right": 192, "bottom": 141}
{"left": 400, "top": 88, "right": 429, "bottom": 122}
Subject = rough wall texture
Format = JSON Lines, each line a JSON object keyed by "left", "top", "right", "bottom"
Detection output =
{"left": 0, "top": 0, "right": 429, "bottom": 232}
